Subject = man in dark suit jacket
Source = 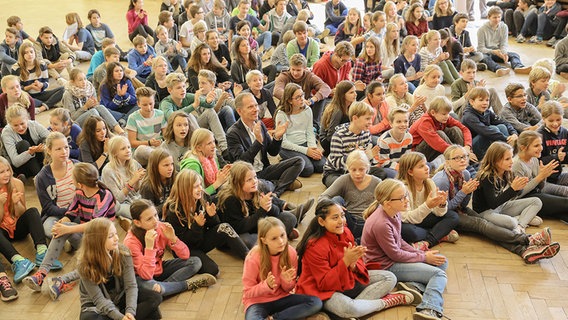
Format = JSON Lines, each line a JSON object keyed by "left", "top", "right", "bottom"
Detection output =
{"left": 223, "top": 92, "right": 304, "bottom": 196}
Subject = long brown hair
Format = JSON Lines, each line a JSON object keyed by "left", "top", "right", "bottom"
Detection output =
{"left": 17, "top": 42, "right": 41, "bottom": 81}
{"left": 77, "top": 116, "right": 112, "bottom": 162}
{"left": 100, "top": 62, "right": 124, "bottom": 99}
{"left": 162, "top": 111, "right": 196, "bottom": 146}
{"left": 187, "top": 43, "right": 226, "bottom": 73}
{"left": 477, "top": 142, "right": 515, "bottom": 185}
{"left": 276, "top": 83, "right": 302, "bottom": 119}
{"left": 77, "top": 218, "right": 127, "bottom": 284}
{"left": 142, "top": 149, "right": 177, "bottom": 210}
{"left": 396, "top": 151, "right": 432, "bottom": 206}
{"left": 218, "top": 161, "right": 259, "bottom": 217}
{"left": 321, "top": 81, "right": 355, "bottom": 129}
{"left": 231, "top": 36, "right": 258, "bottom": 70}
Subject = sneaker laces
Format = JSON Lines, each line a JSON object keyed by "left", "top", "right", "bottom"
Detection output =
{"left": 383, "top": 293, "right": 409, "bottom": 308}
{"left": 33, "top": 271, "right": 46, "bottom": 286}
{"left": 0, "top": 276, "right": 13, "bottom": 291}
{"left": 59, "top": 281, "right": 76, "bottom": 293}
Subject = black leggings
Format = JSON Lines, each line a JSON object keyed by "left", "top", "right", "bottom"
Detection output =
{"left": 527, "top": 192, "right": 568, "bottom": 221}
{"left": 128, "top": 24, "right": 154, "bottom": 42}
{"left": 401, "top": 209, "right": 460, "bottom": 246}
{"left": 0, "top": 207, "right": 46, "bottom": 261}
{"left": 14, "top": 140, "right": 44, "bottom": 178}
{"left": 186, "top": 222, "right": 250, "bottom": 276}
{"left": 30, "top": 86, "right": 64, "bottom": 109}
{"left": 80, "top": 285, "right": 162, "bottom": 320}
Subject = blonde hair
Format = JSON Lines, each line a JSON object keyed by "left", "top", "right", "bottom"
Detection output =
{"left": 0, "top": 76, "right": 31, "bottom": 108}
{"left": 163, "top": 169, "right": 203, "bottom": 222}
{"left": 163, "top": 111, "right": 195, "bottom": 145}
{"left": 428, "top": 96, "right": 452, "bottom": 113}
{"left": 348, "top": 101, "right": 374, "bottom": 119}
{"left": 419, "top": 64, "right": 442, "bottom": 85}
{"left": 363, "top": 179, "right": 406, "bottom": 219}
{"left": 420, "top": 30, "right": 440, "bottom": 48}
{"left": 166, "top": 72, "right": 187, "bottom": 88}
{"left": 217, "top": 161, "right": 259, "bottom": 217}
{"left": 346, "top": 149, "right": 370, "bottom": 171}
{"left": 384, "top": 22, "right": 400, "bottom": 57}
{"left": 5, "top": 104, "right": 29, "bottom": 123}
{"left": 44, "top": 131, "right": 68, "bottom": 165}
{"left": 190, "top": 128, "right": 215, "bottom": 155}
{"left": 107, "top": 136, "right": 137, "bottom": 186}
{"left": 401, "top": 35, "right": 418, "bottom": 55}
{"left": 434, "top": 0, "right": 455, "bottom": 16}
{"left": 528, "top": 66, "right": 551, "bottom": 88}
{"left": 388, "top": 106, "right": 409, "bottom": 122}
{"left": 533, "top": 58, "right": 555, "bottom": 74}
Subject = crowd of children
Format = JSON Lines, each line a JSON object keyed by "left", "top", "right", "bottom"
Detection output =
{"left": 0, "top": 0, "right": 567, "bottom": 319}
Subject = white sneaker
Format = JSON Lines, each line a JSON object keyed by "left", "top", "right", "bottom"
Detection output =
{"left": 529, "top": 216, "right": 543, "bottom": 226}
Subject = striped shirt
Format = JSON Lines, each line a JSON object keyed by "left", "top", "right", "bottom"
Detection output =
{"left": 55, "top": 160, "right": 76, "bottom": 208}
{"left": 11, "top": 62, "right": 50, "bottom": 94}
{"left": 377, "top": 129, "right": 413, "bottom": 169}
{"left": 64, "top": 188, "right": 116, "bottom": 223}
{"left": 126, "top": 109, "right": 166, "bottom": 142}
{"left": 324, "top": 123, "right": 372, "bottom": 174}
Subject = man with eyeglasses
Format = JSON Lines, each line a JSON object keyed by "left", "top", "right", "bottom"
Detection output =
{"left": 313, "top": 41, "right": 366, "bottom": 96}
{"left": 499, "top": 83, "right": 542, "bottom": 133}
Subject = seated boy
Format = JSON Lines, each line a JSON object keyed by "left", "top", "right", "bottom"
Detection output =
{"left": 461, "top": 87, "right": 518, "bottom": 159}
{"left": 286, "top": 21, "right": 320, "bottom": 68}
{"left": 377, "top": 107, "right": 413, "bottom": 179}
{"left": 204, "top": 0, "right": 231, "bottom": 43}
{"left": 157, "top": 10, "right": 179, "bottom": 42}
{"left": 410, "top": 96, "right": 474, "bottom": 162}
{"left": 126, "top": 35, "right": 156, "bottom": 83}
{"left": 526, "top": 66, "right": 564, "bottom": 110}
{"left": 322, "top": 101, "right": 384, "bottom": 187}
{"left": 6, "top": 16, "right": 34, "bottom": 44}
{"left": 499, "top": 83, "right": 542, "bottom": 133}
{"left": 34, "top": 26, "right": 76, "bottom": 84}
{"left": 451, "top": 59, "right": 504, "bottom": 117}
{"left": 274, "top": 54, "right": 331, "bottom": 127}
{"left": 127, "top": 87, "right": 167, "bottom": 166}
{"left": 86, "top": 37, "right": 114, "bottom": 81}
{"left": 449, "top": 13, "right": 484, "bottom": 69}
{"left": 0, "top": 27, "right": 20, "bottom": 76}
{"left": 324, "top": 0, "right": 347, "bottom": 35}
{"left": 477, "top": 6, "right": 531, "bottom": 76}
{"left": 159, "top": 73, "right": 227, "bottom": 152}
{"left": 516, "top": 0, "right": 561, "bottom": 44}
{"left": 196, "top": 69, "right": 236, "bottom": 131}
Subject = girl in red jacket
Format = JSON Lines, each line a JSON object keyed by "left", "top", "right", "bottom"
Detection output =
{"left": 123, "top": 199, "right": 216, "bottom": 297}
{"left": 242, "top": 217, "right": 323, "bottom": 320}
{"left": 296, "top": 199, "right": 413, "bottom": 319}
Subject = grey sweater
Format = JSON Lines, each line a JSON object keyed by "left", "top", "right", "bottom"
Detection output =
{"left": 319, "top": 174, "right": 381, "bottom": 217}
{"left": 477, "top": 21, "right": 509, "bottom": 54}
{"left": 79, "top": 253, "right": 137, "bottom": 320}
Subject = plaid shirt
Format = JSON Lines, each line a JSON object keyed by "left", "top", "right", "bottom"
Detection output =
{"left": 351, "top": 58, "right": 382, "bottom": 85}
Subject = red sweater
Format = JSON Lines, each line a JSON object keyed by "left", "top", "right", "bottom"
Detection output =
{"left": 123, "top": 222, "right": 190, "bottom": 280}
{"left": 312, "top": 51, "right": 351, "bottom": 90}
{"left": 410, "top": 112, "right": 472, "bottom": 153}
{"left": 242, "top": 245, "right": 297, "bottom": 311}
{"left": 126, "top": 9, "right": 148, "bottom": 34}
{"left": 297, "top": 229, "right": 369, "bottom": 301}
{"left": 405, "top": 20, "right": 429, "bottom": 38}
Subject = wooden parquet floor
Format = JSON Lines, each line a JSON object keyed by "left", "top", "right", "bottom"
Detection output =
{"left": 1, "top": 0, "right": 567, "bottom": 319}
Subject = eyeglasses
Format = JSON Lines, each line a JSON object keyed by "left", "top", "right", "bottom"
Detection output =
{"left": 389, "top": 193, "right": 409, "bottom": 202}
{"left": 292, "top": 92, "right": 304, "bottom": 101}
{"left": 340, "top": 57, "right": 351, "bottom": 63}
{"left": 450, "top": 155, "right": 469, "bottom": 161}
{"left": 512, "top": 94, "right": 527, "bottom": 99}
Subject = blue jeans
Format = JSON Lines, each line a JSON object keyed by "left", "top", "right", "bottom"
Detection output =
{"left": 245, "top": 294, "right": 323, "bottom": 320}
{"left": 482, "top": 52, "right": 524, "bottom": 72}
{"left": 388, "top": 260, "right": 448, "bottom": 314}
{"left": 256, "top": 31, "right": 272, "bottom": 49}
{"left": 137, "top": 257, "right": 202, "bottom": 297}
{"left": 472, "top": 124, "right": 509, "bottom": 159}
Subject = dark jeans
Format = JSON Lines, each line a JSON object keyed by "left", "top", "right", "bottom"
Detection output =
{"left": 482, "top": 51, "right": 524, "bottom": 72}
{"left": 505, "top": 9, "right": 525, "bottom": 37}
{"left": 238, "top": 211, "right": 296, "bottom": 249}
{"left": 457, "top": 207, "right": 528, "bottom": 256}
{"left": 257, "top": 157, "right": 304, "bottom": 196}
{"left": 108, "top": 105, "right": 139, "bottom": 122}
{"left": 472, "top": 124, "right": 509, "bottom": 160}
{"left": 262, "top": 65, "right": 277, "bottom": 84}
{"left": 415, "top": 127, "right": 464, "bottom": 162}
{"left": 401, "top": 210, "right": 459, "bottom": 246}
{"left": 526, "top": 191, "right": 568, "bottom": 221}
{"left": 521, "top": 11, "right": 558, "bottom": 39}
{"left": 334, "top": 196, "right": 365, "bottom": 244}
{"left": 0, "top": 208, "right": 46, "bottom": 262}
{"left": 169, "top": 54, "right": 187, "bottom": 72}
{"left": 187, "top": 222, "right": 250, "bottom": 275}
{"left": 80, "top": 285, "right": 162, "bottom": 320}
{"left": 311, "top": 99, "right": 326, "bottom": 129}
{"left": 14, "top": 140, "right": 44, "bottom": 177}
{"left": 30, "top": 86, "right": 64, "bottom": 108}
{"left": 245, "top": 294, "right": 323, "bottom": 320}
{"left": 128, "top": 24, "right": 155, "bottom": 42}
{"left": 553, "top": 16, "right": 568, "bottom": 38}
{"left": 279, "top": 147, "right": 326, "bottom": 177}
{"left": 137, "top": 257, "right": 202, "bottom": 297}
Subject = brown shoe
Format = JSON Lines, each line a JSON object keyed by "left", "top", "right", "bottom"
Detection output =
{"left": 514, "top": 66, "right": 532, "bottom": 74}
{"left": 287, "top": 179, "right": 303, "bottom": 191}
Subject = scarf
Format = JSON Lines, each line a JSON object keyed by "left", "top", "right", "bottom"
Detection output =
{"left": 67, "top": 80, "right": 96, "bottom": 100}
{"left": 200, "top": 155, "right": 218, "bottom": 187}
{"left": 444, "top": 167, "right": 464, "bottom": 204}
